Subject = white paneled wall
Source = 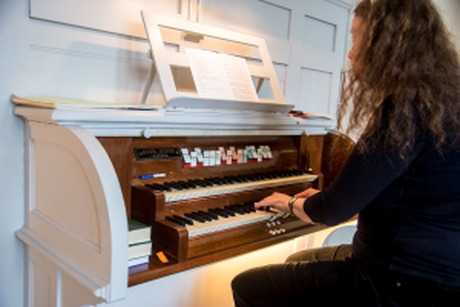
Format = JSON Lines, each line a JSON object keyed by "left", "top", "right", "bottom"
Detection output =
{"left": 28, "top": 20, "right": 154, "bottom": 104}
{"left": 27, "top": 0, "right": 351, "bottom": 114}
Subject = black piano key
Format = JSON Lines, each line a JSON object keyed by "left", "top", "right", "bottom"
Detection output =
{"left": 171, "top": 184, "right": 186, "bottom": 190}
{"left": 203, "top": 180, "right": 215, "bottom": 187}
{"left": 245, "top": 176, "right": 254, "bottom": 181}
{"left": 235, "top": 204, "right": 251, "bottom": 213}
{"left": 280, "top": 171, "right": 290, "bottom": 177}
{"left": 188, "top": 179, "right": 207, "bottom": 187}
{"left": 225, "top": 205, "right": 246, "bottom": 215}
{"left": 198, "top": 180, "right": 213, "bottom": 187}
{"left": 204, "top": 181, "right": 214, "bottom": 187}
{"left": 184, "top": 213, "right": 206, "bottom": 223}
{"left": 166, "top": 216, "right": 186, "bottom": 226}
{"left": 163, "top": 181, "right": 183, "bottom": 190}
{"left": 209, "top": 208, "right": 229, "bottom": 218}
{"left": 204, "top": 210, "right": 220, "bottom": 219}
{"left": 197, "top": 210, "right": 219, "bottom": 220}
{"left": 220, "top": 178, "right": 228, "bottom": 184}
{"left": 169, "top": 181, "right": 188, "bottom": 189}
{"left": 227, "top": 176, "right": 242, "bottom": 183}
{"left": 145, "top": 183, "right": 164, "bottom": 191}
{"left": 172, "top": 215, "right": 194, "bottom": 225}
{"left": 223, "top": 205, "right": 236, "bottom": 213}
{"left": 249, "top": 174, "right": 259, "bottom": 180}
{"left": 235, "top": 176, "right": 249, "bottom": 183}
{"left": 219, "top": 208, "right": 232, "bottom": 217}
{"left": 220, "top": 178, "right": 231, "bottom": 184}
{"left": 236, "top": 209, "right": 247, "bottom": 215}
{"left": 190, "top": 211, "right": 213, "bottom": 221}
{"left": 242, "top": 204, "right": 256, "bottom": 213}
{"left": 256, "top": 174, "right": 267, "bottom": 180}
{"left": 175, "top": 181, "right": 189, "bottom": 188}
{"left": 212, "top": 178, "right": 225, "bottom": 185}
{"left": 179, "top": 180, "right": 196, "bottom": 189}
{"left": 221, "top": 207, "right": 236, "bottom": 216}
{"left": 238, "top": 204, "right": 253, "bottom": 213}
{"left": 223, "top": 175, "right": 234, "bottom": 182}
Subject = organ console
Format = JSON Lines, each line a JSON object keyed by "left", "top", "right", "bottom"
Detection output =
{"left": 12, "top": 12, "right": 355, "bottom": 305}
{"left": 98, "top": 132, "right": 354, "bottom": 285}
{"left": 13, "top": 97, "right": 355, "bottom": 303}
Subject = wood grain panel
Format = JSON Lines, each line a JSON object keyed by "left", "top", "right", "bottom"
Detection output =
{"left": 98, "top": 137, "right": 133, "bottom": 217}
{"left": 98, "top": 133, "right": 352, "bottom": 286}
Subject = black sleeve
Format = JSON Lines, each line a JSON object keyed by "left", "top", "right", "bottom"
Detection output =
{"left": 303, "top": 141, "right": 423, "bottom": 226}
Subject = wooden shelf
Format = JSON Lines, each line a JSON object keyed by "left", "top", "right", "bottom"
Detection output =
{"left": 128, "top": 223, "right": 327, "bottom": 286}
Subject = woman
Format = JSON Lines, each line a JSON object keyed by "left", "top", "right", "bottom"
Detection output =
{"left": 231, "top": 0, "right": 460, "bottom": 306}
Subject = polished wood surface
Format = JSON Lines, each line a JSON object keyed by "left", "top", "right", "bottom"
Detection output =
{"left": 98, "top": 132, "right": 355, "bottom": 286}
{"left": 321, "top": 132, "right": 355, "bottom": 188}
{"left": 150, "top": 182, "right": 313, "bottom": 262}
{"left": 128, "top": 222, "right": 328, "bottom": 286}
{"left": 98, "top": 137, "right": 133, "bottom": 217}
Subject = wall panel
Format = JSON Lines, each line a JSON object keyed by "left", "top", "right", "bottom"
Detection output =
{"left": 298, "top": 68, "right": 332, "bottom": 114}
{"left": 30, "top": 0, "right": 184, "bottom": 37}
{"left": 28, "top": 20, "right": 158, "bottom": 104}
{"left": 199, "top": 0, "right": 291, "bottom": 63}
{"left": 281, "top": 0, "right": 349, "bottom": 115}
{"left": 303, "top": 15, "right": 336, "bottom": 52}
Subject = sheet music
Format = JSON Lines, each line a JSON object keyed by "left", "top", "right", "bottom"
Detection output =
{"left": 11, "top": 95, "right": 162, "bottom": 110}
{"left": 185, "top": 48, "right": 259, "bottom": 102}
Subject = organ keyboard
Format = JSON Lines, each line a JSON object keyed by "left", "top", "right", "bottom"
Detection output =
{"left": 99, "top": 132, "right": 355, "bottom": 284}
{"left": 148, "top": 170, "right": 317, "bottom": 203}
{"left": 176, "top": 204, "right": 276, "bottom": 238}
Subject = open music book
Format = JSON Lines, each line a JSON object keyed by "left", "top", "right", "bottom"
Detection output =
{"left": 11, "top": 94, "right": 161, "bottom": 110}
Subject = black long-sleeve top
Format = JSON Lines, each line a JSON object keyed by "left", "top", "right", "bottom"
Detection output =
{"left": 304, "top": 136, "right": 460, "bottom": 287}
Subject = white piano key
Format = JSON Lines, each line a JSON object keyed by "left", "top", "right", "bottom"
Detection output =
{"left": 186, "top": 210, "right": 275, "bottom": 238}
{"left": 165, "top": 174, "right": 317, "bottom": 203}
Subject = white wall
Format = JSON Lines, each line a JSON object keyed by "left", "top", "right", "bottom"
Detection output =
{"left": 0, "top": 1, "right": 28, "bottom": 307}
{"left": 433, "top": 0, "right": 460, "bottom": 52}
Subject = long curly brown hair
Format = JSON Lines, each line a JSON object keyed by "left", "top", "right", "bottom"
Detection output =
{"left": 339, "top": 0, "right": 460, "bottom": 159}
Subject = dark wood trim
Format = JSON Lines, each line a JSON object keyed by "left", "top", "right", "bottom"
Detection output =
{"left": 98, "top": 137, "right": 133, "bottom": 218}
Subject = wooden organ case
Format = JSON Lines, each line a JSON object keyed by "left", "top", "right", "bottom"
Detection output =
{"left": 13, "top": 12, "right": 354, "bottom": 306}
{"left": 103, "top": 132, "right": 350, "bottom": 285}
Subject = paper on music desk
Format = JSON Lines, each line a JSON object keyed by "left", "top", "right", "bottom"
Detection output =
{"left": 11, "top": 94, "right": 161, "bottom": 110}
{"left": 185, "top": 48, "right": 259, "bottom": 102}
{"left": 221, "top": 54, "right": 259, "bottom": 101}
